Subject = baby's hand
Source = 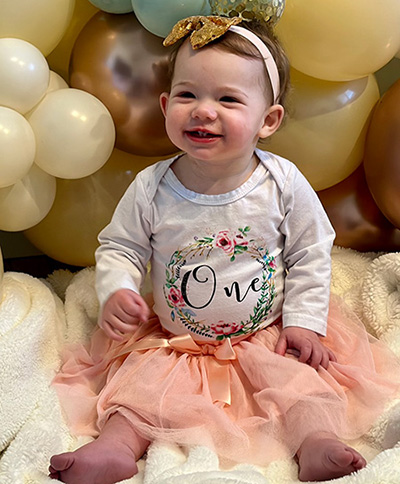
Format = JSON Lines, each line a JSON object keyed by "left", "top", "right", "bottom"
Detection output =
{"left": 274, "top": 326, "right": 336, "bottom": 370}
{"left": 99, "top": 289, "right": 150, "bottom": 341}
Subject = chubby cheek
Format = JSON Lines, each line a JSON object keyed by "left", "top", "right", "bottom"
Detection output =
{"left": 165, "top": 112, "right": 185, "bottom": 148}
{"left": 227, "top": 118, "right": 252, "bottom": 143}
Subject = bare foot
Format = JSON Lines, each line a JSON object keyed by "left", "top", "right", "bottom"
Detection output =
{"left": 49, "top": 438, "right": 138, "bottom": 484}
{"left": 297, "top": 433, "right": 366, "bottom": 482}
{"left": 49, "top": 412, "right": 149, "bottom": 484}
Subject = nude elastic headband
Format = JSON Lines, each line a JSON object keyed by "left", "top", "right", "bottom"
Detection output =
{"left": 228, "top": 25, "right": 280, "bottom": 104}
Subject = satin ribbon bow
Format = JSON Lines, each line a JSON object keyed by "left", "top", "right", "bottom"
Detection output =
{"left": 116, "top": 331, "right": 237, "bottom": 406}
{"left": 163, "top": 15, "right": 242, "bottom": 50}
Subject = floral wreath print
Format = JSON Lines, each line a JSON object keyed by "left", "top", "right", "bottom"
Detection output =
{"left": 163, "top": 227, "right": 276, "bottom": 340}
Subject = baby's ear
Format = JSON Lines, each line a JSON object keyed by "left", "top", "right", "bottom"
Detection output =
{"left": 259, "top": 104, "right": 285, "bottom": 139}
{"left": 159, "top": 92, "right": 170, "bottom": 117}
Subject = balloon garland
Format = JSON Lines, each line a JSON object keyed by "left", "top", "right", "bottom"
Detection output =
{"left": 0, "top": 0, "right": 398, "bottom": 265}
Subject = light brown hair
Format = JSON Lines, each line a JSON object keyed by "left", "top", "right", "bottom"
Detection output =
{"left": 166, "top": 19, "right": 290, "bottom": 109}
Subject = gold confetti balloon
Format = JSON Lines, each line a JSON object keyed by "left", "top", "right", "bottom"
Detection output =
{"left": 209, "top": 0, "right": 285, "bottom": 25}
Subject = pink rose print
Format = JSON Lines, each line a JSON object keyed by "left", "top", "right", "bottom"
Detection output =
{"left": 167, "top": 287, "right": 185, "bottom": 307}
{"left": 211, "top": 321, "right": 242, "bottom": 336}
{"left": 215, "top": 231, "right": 235, "bottom": 255}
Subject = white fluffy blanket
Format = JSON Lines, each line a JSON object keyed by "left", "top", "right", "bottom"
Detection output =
{"left": 1, "top": 247, "right": 400, "bottom": 484}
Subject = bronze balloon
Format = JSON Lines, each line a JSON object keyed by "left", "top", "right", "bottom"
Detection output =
{"left": 364, "top": 79, "right": 400, "bottom": 229}
{"left": 317, "top": 164, "right": 400, "bottom": 252}
{"left": 70, "top": 12, "right": 178, "bottom": 157}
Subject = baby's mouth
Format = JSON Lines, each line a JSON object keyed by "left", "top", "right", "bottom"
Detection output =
{"left": 185, "top": 130, "right": 222, "bottom": 139}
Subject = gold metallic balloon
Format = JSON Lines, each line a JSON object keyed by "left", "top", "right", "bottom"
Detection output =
{"left": 210, "top": 0, "right": 285, "bottom": 25}
{"left": 317, "top": 165, "right": 400, "bottom": 252}
{"left": 70, "top": 12, "right": 178, "bottom": 157}
{"left": 24, "top": 149, "right": 165, "bottom": 266}
{"left": 364, "top": 79, "right": 400, "bottom": 229}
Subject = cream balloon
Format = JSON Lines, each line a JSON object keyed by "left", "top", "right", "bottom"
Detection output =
{"left": 46, "top": 0, "right": 99, "bottom": 81}
{"left": 275, "top": 0, "right": 400, "bottom": 81}
{"left": 0, "top": 0, "right": 75, "bottom": 57}
{"left": 0, "top": 107, "right": 36, "bottom": 188}
{"left": 47, "top": 71, "right": 69, "bottom": 92}
{"left": 27, "top": 88, "right": 115, "bottom": 179}
{"left": 25, "top": 71, "right": 69, "bottom": 117}
{"left": 24, "top": 149, "right": 161, "bottom": 266}
{"left": 260, "top": 70, "right": 380, "bottom": 191}
{"left": 0, "top": 38, "right": 50, "bottom": 114}
{"left": 0, "top": 164, "right": 56, "bottom": 231}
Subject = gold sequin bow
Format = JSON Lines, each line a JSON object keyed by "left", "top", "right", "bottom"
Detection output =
{"left": 163, "top": 15, "right": 243, "bottom": 50}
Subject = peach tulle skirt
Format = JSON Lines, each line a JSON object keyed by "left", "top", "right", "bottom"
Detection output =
{"left": 53, "top": 296, "right": 400, "bottom": 467}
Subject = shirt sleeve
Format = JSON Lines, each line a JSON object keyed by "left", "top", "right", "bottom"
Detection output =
{"left": 279, "top": 165, "right": 335, "bottom": 336}
{"left": 94, "top": 172, "right": 153, "bottom": 309}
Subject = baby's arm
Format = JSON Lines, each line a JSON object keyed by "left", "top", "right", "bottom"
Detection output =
{"left": 277, "top": 162, "right": 337, "bottom": 365}
{"left": 99, "top": 289, "right": 150, "bottom": 341}
{"left": 275, "top": 327, "right": 336, "bottom": 370}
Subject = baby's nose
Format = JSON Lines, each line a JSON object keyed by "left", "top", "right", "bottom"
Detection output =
{"left": 192, "top": 100, "right": 218, "bottom": 120}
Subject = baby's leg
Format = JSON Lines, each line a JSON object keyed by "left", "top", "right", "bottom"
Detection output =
{"left": 49, "top": 412, "right": 149, "bottom": 484}
{"left": 296, "top": 432, "right": 366, "bottom": 482}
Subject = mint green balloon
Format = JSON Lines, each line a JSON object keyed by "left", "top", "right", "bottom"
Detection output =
{"left": 132, "top": 0, "right": 212, "bottom": 37}
{"left": 88, "top": 0, "right": 133, "bottom": 14}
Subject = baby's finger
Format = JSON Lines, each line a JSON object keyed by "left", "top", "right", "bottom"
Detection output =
{"left": 320, "top": 350, "right": 330, "bottom": 370}
{"left": 328, "top": 348, "right": 337, "bottom": 363}
{"left": 107, "top": 315, "right": 139, "bottom": 335}
{"left": 298, "top": 341, "right": 313, "bottom": 365}
{"left": 129, "top": 293, "right": 150, "bottom": 322}
{"left": 101, "top": 321, "right": 125, "bottom": 342}
{"left": 308, "top": 346, "right": 323, "bottom": 370}
{"left": 274, "top": 334, "right": 288, "bottom": 356}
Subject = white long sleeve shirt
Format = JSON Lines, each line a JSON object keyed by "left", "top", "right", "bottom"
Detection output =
{"left": 95, "top": 149, "right": 335, "bottom": 341}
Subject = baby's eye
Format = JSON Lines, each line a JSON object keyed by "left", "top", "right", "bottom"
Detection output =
{"left": 178, "top": 91, "right": 195, "bottom": 99}
{"left": 220, "top": 96, "right": 239, "bottom": 103}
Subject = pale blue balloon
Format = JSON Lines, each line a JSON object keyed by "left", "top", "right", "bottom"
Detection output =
{"left": 88, "top": 0, "right": 133, "bottom": 14}
{"left": 131, "top": 0, "right": 212, "bottom": 38}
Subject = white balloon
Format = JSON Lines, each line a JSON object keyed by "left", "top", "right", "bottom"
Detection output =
{"left": 0, "top": 107, "right": 36, "bottom": 188}
{"left": 25, "top": 71, "right": 69, "bottom": 116}
{"left": 0, "top": 164, "right": 56, "bottom": 231}
{"left": 27, "top": 88, "right": 115, "bottom": 179}
{"left": 47, "top": 71, "right": 69, "bottom": 92}
{"left": 0, "top": 38, "right": 50, "bottom": 114}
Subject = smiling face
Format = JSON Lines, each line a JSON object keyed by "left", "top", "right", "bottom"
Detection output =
{"left": 160, "top": 40, "right": 283, "bottom": 172}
